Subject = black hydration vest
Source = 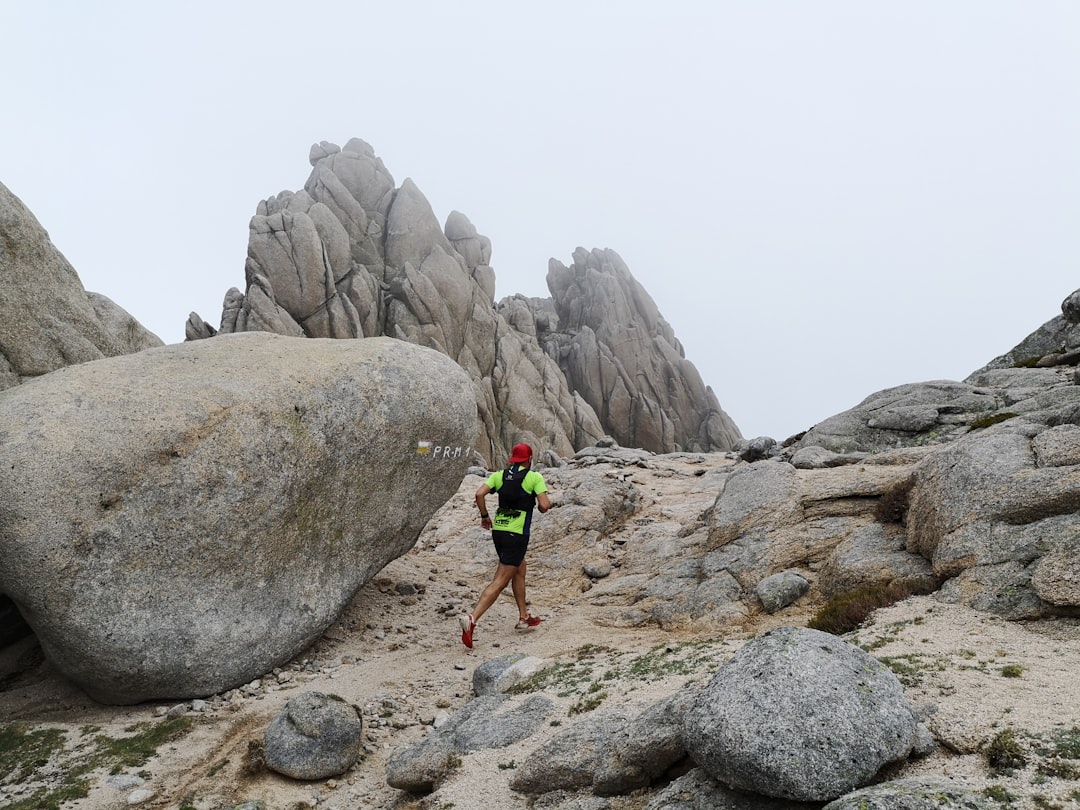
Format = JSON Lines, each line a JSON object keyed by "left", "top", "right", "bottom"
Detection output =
{"left": 497, "top": 465, "right": 535, "bottom": 513}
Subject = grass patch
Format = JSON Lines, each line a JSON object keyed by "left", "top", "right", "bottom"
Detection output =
{"left": 983, "top": 784, "right": 1018, "bottom": 804}
{"left": 509, "top": 640, "right": 723, "bottom": 700}
{"left": 877, "top": 654, "right": 933, "bottom": 687}
{"left": 506, "top": 658, "right": 596, "bottom": 695}
{"left": 568, "top": 692, "right": 607, "bottom": 716}
{"left": 969, "top": 412, "right": 1019, "bottom": 431}
{"left": 1031, "top": 727, "right": 1080, "bottom": 762}
{"left": 856, "top": 619, "right": 910, "bottom": 652}
{"left": 0, "top": 717, "right": 195, "bottom": 810}
{"left": 97, "top": 718, "right": 194, "bottom": 773}
{"left": 808, "top": 581, "right": 930, "bottom": 636}
{"left": 874, "top": 476, "right": 913, "bottom": 524}
{"left": 1036, "top": 758, "right": 1080, "bottom": 780}
{"left": 986, "top": 728, "right": 1028, "bottom": 775}
{"left": 1032, "top": 796, "right": 1065, "bottom": 810}
{"left": 1000, "top": 664, "right": 1024, "bottom": 678}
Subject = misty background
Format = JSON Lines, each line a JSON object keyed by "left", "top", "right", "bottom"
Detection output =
{"left": 2, "top": 2, "right": 1077, "bottom": 440}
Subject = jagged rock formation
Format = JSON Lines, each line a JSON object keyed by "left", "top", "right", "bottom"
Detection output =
{"left": 187, "top": 138, "right": 740, "bottom": 463}
{"left": 0, "top": 181, "right": 162, "bottom": 390}
{"left": 532, "top": 247, "right": 739, "bottom": 453}
{"left": 0, "top": 333, "right": 476, "bottom": 703}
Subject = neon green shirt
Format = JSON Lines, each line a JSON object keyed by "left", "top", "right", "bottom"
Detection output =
{"left": 485, "top": 468, "right": 547, "bottom": 535}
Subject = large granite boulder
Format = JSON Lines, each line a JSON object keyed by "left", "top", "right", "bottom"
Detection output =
{"left": 188, "top": 138, "right": 738, "bottom": 465}
{"left": 0, "top": 181, "right": 162, "bottom": 391}
{"left": 683, "top": 626, "right": 924, "bottom": 802}
{"left": 0, "top": 332, "right": 476, "bottom": 703}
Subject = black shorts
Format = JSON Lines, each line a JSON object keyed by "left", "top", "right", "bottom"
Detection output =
{"left": 492, "top": 530, "right": 530, "bottom": 567}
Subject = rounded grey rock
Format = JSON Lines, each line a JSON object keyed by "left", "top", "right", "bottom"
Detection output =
{"left": 263, "top": 691, "right": 362, "bottom": 781}
{"left": 683, "top": 626, "right": 920, "bottom": 802}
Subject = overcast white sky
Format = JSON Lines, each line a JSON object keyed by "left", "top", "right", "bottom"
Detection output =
{"left": 2, "top": 2, "right": 1078, "bottom": 440}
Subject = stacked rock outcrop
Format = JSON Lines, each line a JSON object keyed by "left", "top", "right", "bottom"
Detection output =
{"left": 187, "top": 138, "right": 740, "bottom": 463}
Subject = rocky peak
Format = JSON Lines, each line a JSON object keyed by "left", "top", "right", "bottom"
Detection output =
{"left": 187, "top": 139, "right": 741, "bottom": 464}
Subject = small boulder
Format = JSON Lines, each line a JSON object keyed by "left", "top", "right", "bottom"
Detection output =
{"left": 263, "top": 692, "right": 362, "bottom": 780}
{"left": 683, "top": 626, "right": 923, "bottom": 802}
{"left": 473, "top": 653, "right": 547, "bottom": 696}
{"left": 754, "top": 570, "right": 810, "bottom": 614}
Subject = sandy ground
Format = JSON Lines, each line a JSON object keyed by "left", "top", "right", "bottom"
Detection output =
{"left": 3, "top": 459, "right": 1080, "bottom": 810}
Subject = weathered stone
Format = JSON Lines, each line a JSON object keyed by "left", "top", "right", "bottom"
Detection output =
{"left": 1031, "top": 527, "right": 1080, "bottom": 606}
{"left": 735, "top": 436, "right": 777, "bottom": 462}
{"left": 683, "top": 626, "right": 923, "bottom": 802}
{"left": 906, "top": 420, "right": 1080, "bottom": 616}
{"left": 1032, "top": 423, "right": 1080, "bottom": 467}
{"left": 643, "top": 768, "right": 808, "bottom": 810}
{"left": 819, "top": 524, "right": 936, "bottom": 597}
{"left": 0, "top": 181, "right": 162, "bottom": 390}
{"left": 795, "top": 381, "right": 1001, "bottom": 454}
{"left": 754, "top": 570, "right": 809, "bottom": 613}
{"left": 821, "top": 778, "right": 994, "bottom": 810}
{"left": 510, "top": 690, "right": 692, "bottom": 797}
{"left": 472, "top": 653, "right": 547, "bottom": 696}
{"left": 386, "top": 694, "right": 554, "bottom": 793}
{"left": 263, "top": 691, "right": 362, "bottom": 780}
{"left": 707, "top": 463, "right": 799, "bottom": 549}
{"left": 0, "top": 333, "right": 476, "bottom": 703}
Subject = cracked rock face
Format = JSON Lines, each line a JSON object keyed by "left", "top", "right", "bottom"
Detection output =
{"left": 188, "top": 138, "right": 740, "bottom": 463}
{"left": 0, "top": 333, "right": 476, "bottom": 704}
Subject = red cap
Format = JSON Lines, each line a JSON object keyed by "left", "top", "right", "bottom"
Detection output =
{"left": 508, "top": 443, "right": 532, "bottom": 464}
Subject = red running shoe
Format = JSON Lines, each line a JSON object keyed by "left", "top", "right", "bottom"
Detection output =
{"left": 459, "top": 614, "right": 476, "bottom": 649}
{"left": 515, "top": 615, "right": 542, "bottom": 630}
